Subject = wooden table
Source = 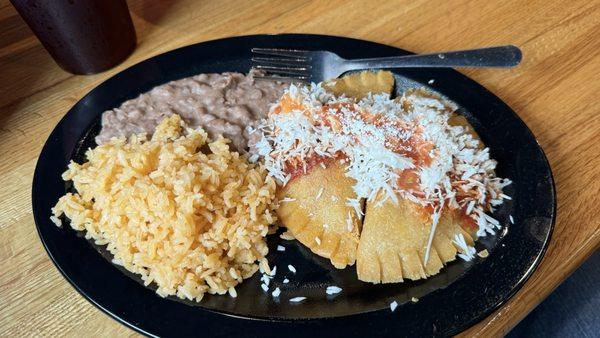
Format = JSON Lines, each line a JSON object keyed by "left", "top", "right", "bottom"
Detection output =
{"left": 1, "top": 0, "right": 598, "bottom": 336}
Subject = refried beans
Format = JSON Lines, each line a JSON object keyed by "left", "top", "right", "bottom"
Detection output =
{"left": 95, "top": 70, "right": 287, "bottom": 151}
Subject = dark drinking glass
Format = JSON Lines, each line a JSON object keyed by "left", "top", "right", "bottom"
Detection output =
{"left": 11, "top": 0, "right": 137, "bottom": 74}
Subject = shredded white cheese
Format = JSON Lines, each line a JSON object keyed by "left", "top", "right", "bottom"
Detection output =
{"left": 346, "top": 212, "right": 353, "bottom": 232}
{"left": 316, "top": 187, "right": 324, "bottom": 199}
{"left": 272, "top": 287, "right": 281, "bottom": 298}
{"left": 326, "top": 286, "right": 342, "bottom": 295}
{"left": 453, "top": 233, "right": 476, "bottom": 261}
{"left": 260, "top": 274, "right": 271, "bottom": 286}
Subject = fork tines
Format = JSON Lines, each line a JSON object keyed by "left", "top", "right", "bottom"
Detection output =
{"left": 251, "top": 48, "right": 311, "bottom": 59}
{"left": 251, "top": 48, "right": 311, "bottom": 82}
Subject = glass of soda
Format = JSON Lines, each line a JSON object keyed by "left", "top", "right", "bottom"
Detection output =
{"left": 10, "top": 0, "right": 137, "bottom": 74}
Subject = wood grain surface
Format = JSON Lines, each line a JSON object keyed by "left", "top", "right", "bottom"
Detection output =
{"left": 1, "top": 0, "right": 599, "bottom": 337}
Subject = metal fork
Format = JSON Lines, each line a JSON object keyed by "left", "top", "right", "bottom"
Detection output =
{"left": 251, "top": 45, "right": 522, "bottom": 83}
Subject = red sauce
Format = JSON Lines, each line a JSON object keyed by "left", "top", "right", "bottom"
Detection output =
{"left": 273, "top": 94, "right": 304, "bottom": 115}
{"left": 274, "top": 95, "right": 435, "bottom": 195}
{"left": 284, "top": 152, "right": 346, "bottom": 183}
{"left": 396, "top": 169, "right": 420, "bottom": 191}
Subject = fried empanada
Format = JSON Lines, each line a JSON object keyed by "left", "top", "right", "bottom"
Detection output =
{"left": 357, "top": 89, "right": 485, "bottom": 283}
{"left": 275, "top": 70, "right": 395, "bottom": 269}
{"left": 356, "top": 89, "right": 482, "bottom": 283}
{"left": 357, "top": 194, "right": 481, "bottom": 283}
{"left": 277, "top": 161, "right": 362, "bottom": 269}
{"left": 357, "top": 194, "right": 442, "bottom": 283}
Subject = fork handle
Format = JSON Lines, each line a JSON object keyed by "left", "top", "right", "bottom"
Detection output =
{"left": 344, "top": 45, "right": 522, "bottom": 70}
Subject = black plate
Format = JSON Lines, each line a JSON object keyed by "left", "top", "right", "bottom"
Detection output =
{"left": 32, "top": 34, "right": 555, "bottom": 337}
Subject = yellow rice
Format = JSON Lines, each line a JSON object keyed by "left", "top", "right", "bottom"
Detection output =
{"left": 51, "top": 115, "right": 277, "bottom": 301}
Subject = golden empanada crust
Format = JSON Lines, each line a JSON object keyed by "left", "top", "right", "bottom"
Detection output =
{"left": 277, "top": 162, "right": 361, "bottom": 269}
{"left": 323, "top": 70, "right": 395, "bottom": 100}
{"left": 357, "top": 193, "right": 478, "bottom": 283}
{"left": 358, "top": 195, "right": 440, "bottom": 283}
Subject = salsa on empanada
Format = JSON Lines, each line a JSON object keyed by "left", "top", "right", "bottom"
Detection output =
{"left": 253, "top": 71, "right": 510, "bottom": 284}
